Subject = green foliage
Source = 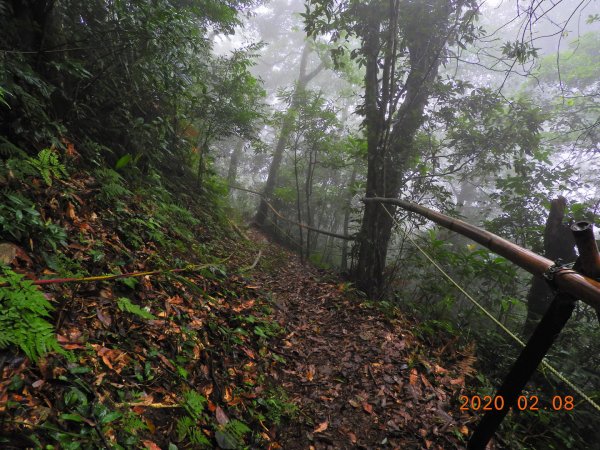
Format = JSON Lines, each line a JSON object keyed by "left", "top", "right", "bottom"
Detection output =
{"left": 94, "top": 168, "right": 132, "bottom": 205}
{"left": 535, "top": 32, "right": 600, "bottom": 88}
{"left": 253, "top": 387, "right": 298, "bottom": 425}
{"left": 27, "top": 148, "right": 68, "bottom": 186}
{"left": 181, "top": 390, "right": 207, "bottom": 420}
{"left": 0, "top": 0, "right": 262, "bottom": 188}
{"left": 501, "top": 41, "right": 539, "bottom": 63}
{"left": 0, "top": 191, "right": 67, "bottom": 250}
{"left": 176, "top": 416, "right": 210, "bottom": 446}
{"left": 0, "top": 136, "right": 26, "bottom": 158}
{"left": 155, "top": 202, "right": 200, "bottom": 241}
{"left": 215, "top": 419, "right": 251, "bottom": 449}
{"left": 0, "top": 265, "right": 62, "bottom": 361}
{"left": 176, "top": 390, "right": 211, "bottom": 446}
{"left": 116, "top": 297, "right": 156, "bottom": 320}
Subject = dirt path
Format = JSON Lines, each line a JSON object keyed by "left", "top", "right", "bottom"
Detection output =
{"left": 249, "top": 229, "right": 476, "bottom": 449}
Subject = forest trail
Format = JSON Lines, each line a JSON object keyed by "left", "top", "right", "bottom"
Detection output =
{"left": 248, "top": 228, "right": 478, "bottom": 449}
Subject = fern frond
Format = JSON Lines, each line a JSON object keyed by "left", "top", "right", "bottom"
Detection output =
{"left": 0, "top": 265, "right": 62, "bottom": 361}
{"left": 117, "top": 297, "right": 155, "bottom": 320}
{"left": 182, "top": 390, "right": 206, "bottom": 420}
{"left": 0, "top": 137, "right": 27, "bottom": 158}
{"left": 94, "top": 168, "right": 132, "bottom": 202}
{"left": 27, "top": 148, "right": 67, "bottom": 186}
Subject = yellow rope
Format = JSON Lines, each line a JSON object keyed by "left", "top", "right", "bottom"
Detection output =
{"left": 380, "top": 204, "right": 600, "bottom": 412}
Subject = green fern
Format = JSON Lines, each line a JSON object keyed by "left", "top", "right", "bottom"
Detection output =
{"left": 0, "top": 265, "right": 63, "bottom": 361}
{"left": 116, "top": 297, "right": 155, "bottom": 320}
{"left": 177, "top": 391, "right": 211, "bottom": 446}
{"left": 27, "top": 148, "right": 68, "bottom": 186}
{"left": 215, "top": 420, "right": 251, "bottom": 449}
{"left": 94, "top": 168, "right": 132, "bottom": 203}
{"left": 176, "top": 416, "right": 211, "bottom": 446}
{"left": 182, "top": 390, "right": 207, "bottom": 420}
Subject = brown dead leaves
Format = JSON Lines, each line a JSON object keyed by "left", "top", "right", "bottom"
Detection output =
{"left": 249, "top": 229, "right": 478, "bottom": 449}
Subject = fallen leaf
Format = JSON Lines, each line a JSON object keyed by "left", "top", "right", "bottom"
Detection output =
{"left": 409, "top": 368, "right": 418, "bottom": 385}
{"left": 202, "top": 384, "right": 214, "bottom": 397}
{"left": 66, "top": 202, "right": 76, "bottom": 220}
{"left": 96, "top": 309, "right": 112, "bottom": 327}
{"left": 145, "top": 418, "right": 156, "bottom": 434}
{"left": 314, "top": 421, "right": 328, "bottom": 433}
{"left": 223, "top": 386, "right": 233, "bottom": 402}
{"left": 362, "top": 402, "right": 373, "bottom": 414}
{"left": 216, "top": 406, "right": 229, "bottom": 425}
{"left": 348, "top": 399, "right": 360, "bottom": 408}
{"left": 242, "top": 347, "right": 255, "bottom": 359}
{"left": 0, "top": 243, "right": 17, "bottom": 265}
{"left": 141, "top": 440, "right": 161, "bottom": 450}
{"left": 348, "top": 431, "right": 357, "bottom": 443}
{"left": 433, "top": 364, "right": 448, "bottom": 374}
{"left": 157, "top": 353, "right": 175, "bottom": 371}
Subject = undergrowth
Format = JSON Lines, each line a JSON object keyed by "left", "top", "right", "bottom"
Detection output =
{"left": 0, "top": 149, "right": 295, "bottom": 448}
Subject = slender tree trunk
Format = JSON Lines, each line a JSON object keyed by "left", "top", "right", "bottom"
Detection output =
{"left": 293, "top": 139, "right": 304, "bottom": 263}
{"left": 304, "top": 148, "right": 317, "bottom": 258}
{"left": 341, "top": 161, "right": 359, "bottom": 272}
{"left": 322, "top": 212, "right": 339, "bottom": 265}
{"left": 255, "top": 42, "right": 324, "bottom": 225}
{"left": 227, "top": 139, "right": 244, "bottom": 185}
{"left": 523, "top": 196, "right": 576, "bottom": 336}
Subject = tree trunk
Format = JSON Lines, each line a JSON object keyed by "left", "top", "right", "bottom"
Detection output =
{"left": 304, "top": 147, "right": 317, "bottom": 258}
{"left": 227, "top": 139, "right": 244, "bottom": 185}
{"left": 293, "top": 137, "right": 304, "bottom": 263}
{"left": 255, "top": 42, "right": 324, "bottom": 225}
{"left": 341, "top": 162, "right": 359, "bottom": 272}
{"left": 355, "top": 0, "right": 451, "bottom": 298}
{"left": 523, "top": 196, "right": 576, "bottom": 336}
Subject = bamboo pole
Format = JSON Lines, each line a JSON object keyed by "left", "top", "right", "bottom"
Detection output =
{"left": 364, "top": 197, "right": 600, "bottom": 311}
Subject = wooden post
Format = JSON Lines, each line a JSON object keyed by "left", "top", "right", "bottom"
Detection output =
{"left": 467, "top": 291, "right": 576, "bottom": 449}
{"left": 468, "top": 221, "right": 600, "bottom": 449}
{"left": 572, "top": 221, "right": 600, "bottom": 279}
{"left": 523, "top": 197, "right": 576, "bottom": 336}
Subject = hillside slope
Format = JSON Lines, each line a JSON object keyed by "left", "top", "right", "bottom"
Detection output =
{"left": 0, "top": 163, "right": 477, "bottom": 449}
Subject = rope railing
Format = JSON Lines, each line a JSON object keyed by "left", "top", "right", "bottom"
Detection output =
{"left": 228, "top": 184, "right": 354, "bottom": 241}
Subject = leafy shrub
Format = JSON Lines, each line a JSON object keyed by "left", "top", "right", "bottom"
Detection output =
{"left": 0, "top": 266, "right": 62, "bottom": 361}
{"left": 156, "top": 202, "right": 200, "bottom": 241}
{"left": 0, "top": 191, "right": 67, "bottom": 250}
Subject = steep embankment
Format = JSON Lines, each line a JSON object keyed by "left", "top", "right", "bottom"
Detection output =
{"left": 0, "top": 165, "right": 476, "bottom": 449}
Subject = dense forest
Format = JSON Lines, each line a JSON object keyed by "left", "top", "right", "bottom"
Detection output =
{"left": 1, "top": 0, "right": 599, "bottom": 448}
